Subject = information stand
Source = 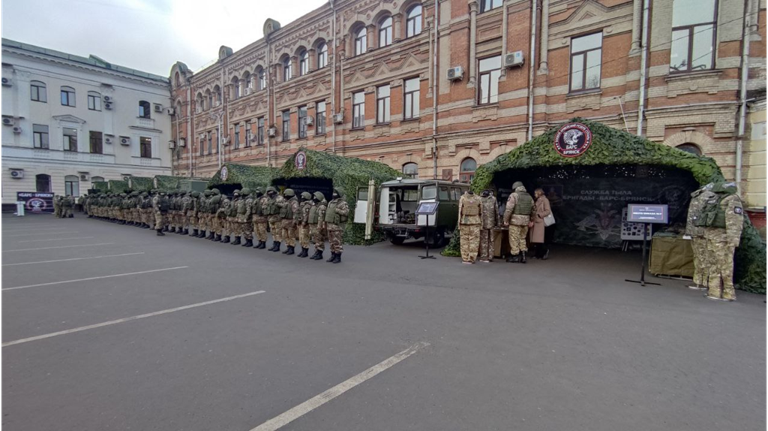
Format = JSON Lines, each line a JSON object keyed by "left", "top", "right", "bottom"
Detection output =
{"left": 416, "top": 202, "right": 439, "bottom": 260}
{"left": 625, "top": 204, "right": 668, "bottom": 286}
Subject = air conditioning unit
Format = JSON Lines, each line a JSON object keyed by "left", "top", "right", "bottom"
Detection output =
{"left": 222, "top": 136, "right": 231, "bottom": 146}
{"left": 168, "top": 140, "right": 176, "bottom": 149}
{"left": 333, "top": 112, "right": 344, "bottom": 124}
{"left": 10, "top": 169, "right": 24, "bottom": 179}
{"left": 2, "top": 117, "right": 13, "bottom": 126}
{"left": 123, "top": 175, "right": 131, "bottom": 182}
{"left": 104, "top": 102, "right": 113, "bottom": 110}
{"left": 120, "top": 137, "right": 131, "bottom": 146}
{"left": 12, "top": 126, "right": 22, "bottom": 134}
{"left": 447, "top": 66, "right": 464, "bottom": 81}
{"left": 154, "top": 104, "right": 163, "bottom": 113}
{"left": 504, "top": 51, "right": 525, "bottom": 68}
{"left": 103, "top": 95, "right": 112, "bottom": 102}
{"left": 79, "top": 173, "right": 90, "bottom": 181}
{"left": 178, "top": 138, "right": 186, "bottom": 147}
{"left": 2, "top": 77, "right": 12, "bottom": 87}
{"left": 105, "top": 136, "right": 113, "bottom": 145}
{"left": 167, "top": 108, "right": 175, "bottom": 116}
{"left": 305, "top": 116, "right": 314, "bottom": 126}
{"left": 244, "top": 88, "right": 251, "bottom": 95}
{"left": 267, "top": 126, "right": 276, "bottom": 137}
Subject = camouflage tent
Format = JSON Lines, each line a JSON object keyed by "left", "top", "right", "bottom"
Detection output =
{"left": 107, "top": 179, "right": 129, "bottom": 193}
{"left": 273, "top": 148, "right": 399, "bottom": 244}
{"left": 92, "top": 181, "right": 109, "bottom": 192}
{"left": 443, "top": 119, "right": 766, "bottom": 293}
{"left": 154, "top": 175, "right": 183, "bottom": 191}
{"left": 128, "top": 176, "right": 153, "bottom": 191}
{"left": 207, "top": 163, "right": 279, "bottom": 195}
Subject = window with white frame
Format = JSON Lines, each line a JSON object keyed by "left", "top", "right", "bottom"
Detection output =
{"left": 402, "top": 162, "right": 419, "bottom": 178}
{"left": 282, "top": 110, "right": 291, "bottom": 141}
{"left": 317, "top": 43, "right": 328, "bottom": 68}
{"left": 379, "top": 17, "right": 393, "bottom": 47}
{"left": 376, "top": 85, "right": 390, "bottom": 124}
{"left": 64, "top": 175, "right": 80, "bottom": 197}
{"left": 234, "top": 123, "right": 240, "bottom": 149}
{"left": 670, "top": 0, "right": 717, "bottom": 73}
{"left": 298, "top": 106, "right": 308, "bottom": 138}
{"left": 33, "top": 124, "right": 49, "bottom": 149}
{"left": 480, "top": 0, "right": 502, "bottom": 13}
{"left": 299, "top": 50, "right": 309, "bottom": 76}
{"left": 258, "top": 69, "right": 266, "bottom": 90}
{"left": 570, "top": 32, "right": 602, "bottom": 92}
{"left": 352, "top": 91, "right": 365, "bottom": 129}
{"left": 245, "top": 120, "right": 252, "bottom": 147}
{"left": 478, "top": 56, "right": 501, "bottom": 104}
{"left": 87, "top": 91, "right": 101, "bottom": 111}
{"left": 355, "top": 28, "right": 367, "bottom": 56}
{"left": 316, "top": 101, "right": 326, "bottom": 135}
{"left": 406, "top": 5, "right": 423, "bottom": 37}
{"left": 404, "top": 77, "right": 420, "bottom": 119}
{"left": 30, "top": 81, "right": 47, "bottom": 102}
{"left": 63, "top": 127, "right": 77, "bottom": 151}
{"left": 282, "top": 57, "right": 292, "bottom": 81}
{"left": 61, "top": 86, "right": 76, "bottom": 107}
{"left": 257, "top": 117, "right": 265, "bottom": 145}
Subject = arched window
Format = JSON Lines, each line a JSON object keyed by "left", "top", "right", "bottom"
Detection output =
{"left": 406, "top": 5, "right": 423, "bottom": 38}
{"left": 174, "top": 72, "right": 181, "bottom": 87}
{"left": 317, "top": 43, "right": 328, "bottom": 68}
{"left": 30, "top": 80, "right": 47, "bottom": 102}
{"left": 87, "top": 91, "right": 101, "bottom": 111}
{"left": 61, "top": 86, "right": 76, "bottom": 107}
{"left": 139, "top": 100, "right": 151, "bottom": 119}
{"left": 282, "top": 56, "right": 292, "bottom": 81}
{"left": 355, "top": 27, "right": 367, "bottom": 56}
{"left": 459, "top": 157, "right": 476, "bottom": 182}
{"left": 257, "top": 68, "right": 266, "bottom": 90}
{"left": 64, "top": 175, "right": 80, "bottom": 197}
{"left": 243, "top": 71, "right": 252, "bottom": 93}
{"left": 676, "top": 143, "right": 702, "bottom": 156}
{"left": 379, "top": 17, "right": 393, "bottom": 47}
{"left": 232, "top": 77, "right": 240, "bottom": 99}
{"left": 402, "top": 162, "right": 419, "bottom": 178}
{"left": 91, "top": 176, "right": 105, "bottom": 184}
{"left": 299, "top": 50, "right": 309, "bottom": 76}
{"left": 196, "top": 93, "right": 204, "bottom": 113}
{"left": 214, "top": 85, "right": 222, "bottom": 106}
{"left": 36, "top": 173, "right": 51, "bottom": 193}
{"left": 175, "top": 102, "right": 183, "bottom": 119}
{"left": 205, "top": 90, "right": 213, "bottom": 110}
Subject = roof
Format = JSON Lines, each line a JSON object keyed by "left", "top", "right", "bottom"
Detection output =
{"left": 381, "top": 179, "right": 470, "bottom": 187}
{"left": 2, "top": 38, "right": 169, "bottom": 84}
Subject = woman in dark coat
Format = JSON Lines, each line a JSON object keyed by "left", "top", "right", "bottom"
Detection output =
{"left": 529, "top": 188, "right": 551, "bottom": 259}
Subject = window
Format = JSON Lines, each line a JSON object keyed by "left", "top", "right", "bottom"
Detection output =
{"left": 244, "top": 72, "right": 252, "bottom": 93}
{"left": 404, "top": 78, "right": 420, "bottom": 119}
{"left": 480, "top": 0, "right": 502, "bottom": 13}
{"left": 316, "top": 101, "right": 326, "bottom": 135}
{"left": 439, "top": 186, "right": 450, "bottom": 200}
{"left": 36, "top": 174, "right": 51, "bottom": 193}
{"left": 63, "top": 128, "right": 77, "bottom": 152}
{"left": 30, "top": 81, "right": 47, "bottom": 102}
{"left": 207, "top": 131, "right": 213, "bottom": 155}
{"left": 196, "top": 94, "right": 204, "bottom": 112}
{"left": 478, "top": 56, "right": 501, "bottom": 104}
{"left": 379, "top": 17, "right": 393, "bottom": 47}
{"left": 451, "top": 187, "right": 462, "bottom": 201}
{"left": 258, "top": 69, "right": 266, "bottom": 90}
{"left": 139, "top": 100, "right": 151, "bottom": 118}
{"left": 89, "top": 131, "right": 103, "bottom": 154}
{"left": 32, "top": 124, "right": 49, "bottom": 149}
{"left": 299, "top": 50, "right": 309, "bottom": 76}
{"left": 422, "top": 185, "right": 437, "bottom": 200}
{"left": 352, "top": 91, "right": 365, "bottom": 129}
{"left": 233, "top": 77, "right": 241, "bottom": 99}
{"left": 298, "top": 106, "right": 308, "bottom": 138}
{"left": 282, "top": 110, "right": 291, "bottom": 141}
{"left": 140, "top": 137, "right": 152, "bottom": 158}
{"left": 245, "top": 120, "right": 252, "bottom": 147}
{"left": 61, "top": 86, "right": 76, "bottom": 107}
{"left": 670, "top": 0, "right": 717, "bottom": 73}
{"left": 402, "top": 162, "right": 419, "bottom": 178}
{"left": 317, "top": 43, "right": 328, "bottom": 68}
{"left": 87, "top": 91, "right": 101, "bottom": 111}
{"left": 676, "top": 143, "right": 702, "bottom": 156}
{"left": 460, "top": 158, "right": 477, "bottom": 182}
{"left": 406, "top": 5, "right": 423, "bottom": 37}
{"left": 377, "top": 85, "right": 390, "bottom": 124}
{"left": 64, "top": 175, "right": 80, "bottom": 197}
{"left": 175, "top": 72, "right": 181, "bottom": 87}
{"left": 355, "top": 27, "right": 367, "bottom": 56}
{"left": 214, "top": 86, "right": 222, "bottom": 106}
{"left": 91, "top": 176, "right": 105, "bottom": 184}
{"left": 282, "top": 57, "right": 292, "bottom": 81}
{"left": 570, "top": 32, "right": 603, "bottom": 92}
{"left": 199, "top": 137, "right": 205, "bottom": 156}
{"left": 234, "top": 123, "right": 240, "bottom": 149}
{"left": 215, "top": 128, "right": 220, "bottom": 153}
{"left": 257, "top": 117, "right": 265, "bottom": 145}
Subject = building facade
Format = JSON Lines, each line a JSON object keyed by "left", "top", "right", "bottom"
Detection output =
{"left": 2, "top": 39, "right": 173, "bottom": 205}
{"left": 169, "top": 0, "right": 766, "bottom": 195}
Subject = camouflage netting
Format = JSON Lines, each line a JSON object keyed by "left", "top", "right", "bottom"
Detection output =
{"left": 275, "top": 148, "right": 399, "bottom": 245}
{"left": 92, "top": 181, "right": 109, "bottom": 192}
{"left": 129, "top": 177, "right": 153, "bottom": 192}
{"left": 155, "top": 175, "right": 182, "bottom": 191}
{"left": 107, "top": 180, "right": 129, "bottom": 193}
{"left": 207, "top": 163, "right": 278, "bottom": 191}
{"left": 442, "top": 119, "right": 766, "bottom": 293}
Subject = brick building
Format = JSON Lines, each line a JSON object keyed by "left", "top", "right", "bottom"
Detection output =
{"left": 168, "top": 0, "right": 766, "bottom": 206}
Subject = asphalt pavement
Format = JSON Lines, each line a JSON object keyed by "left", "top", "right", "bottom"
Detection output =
{"left": 2, "top": 213, "right": 765, "bottom": 431}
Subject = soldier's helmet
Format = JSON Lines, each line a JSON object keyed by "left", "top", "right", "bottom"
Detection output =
{"left": 283, "top": 188, "right": 295, "bottom": 197}
{"left": 212, "top": 188, "right": 221, "bottom": 195}
{"left": 332, "top": 188, "right": 342, "bottom": 197}
{"left": 301, "top": 191, "right": 312, "bottom": 200}
{"left": 254, "top": 188, "right": 263, "bottom": 196}
{"left": 203, "top": 190, "right": 212, "bottom": 197}
{"left": 191, "top": 191, "right": 200, "bottom": 198}
{"left": 512, "top": 181, "right": 524, "bottom": 190}
{"left": 712, "top": 182, "right": 738, "bottom": 194}
{"left": 266, "top": 186, "right": 277, "bottom": 194}
{"left": 233, "top": 189, "right": 241, "bottom": 196}
{"left": 240, "top": 188, "right": 251, "bottom": 196}
{"left": 313, "top": 191, "right": 325, "bottom": 201}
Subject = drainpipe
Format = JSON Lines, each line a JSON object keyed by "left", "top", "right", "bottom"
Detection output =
{"left": 432, "top": 0, "right": 440, "bottom": 179}
{"left": 636, "top": 0, "right": 650, "bottom": 136}
{"left": 187, "top": 83, "right": 192, "bottom": 177}
{"left": 526, "top": 0, "right": 538, "bottom": 141}
{"left": 331, "top": 0, "right": 337, "bottom": 155}
{"left": 266, "top": 38, "right": 272, "bottom": 167}
{"left": 338, "top": 14, "right": 345, "bottom": 155}
{"left": 735, "top": 0, "right": 753, "bottom": 194}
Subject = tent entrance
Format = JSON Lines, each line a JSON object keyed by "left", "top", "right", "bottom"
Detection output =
{"left": 273, "top": 177, "right": 333, "bottom": 201}
{"left": 214, "top": 183, "right": 243, "bottom": 197}
{"left": 492, "top": 164, "right": 699, "bottom": 249}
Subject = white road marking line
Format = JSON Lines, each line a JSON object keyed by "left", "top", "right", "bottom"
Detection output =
{"left": 3, "top": 266, "right": 188, "bottom": 291}
{"left": 2, "top": 290, "right": 265, "bottom": 347}
{"left": 3, "top": 252, "right": 145, "bottom": 267}
{"left": 2, "top": 227, "right": 76, "bottom": 232}
{"left": 3, "top": 231, "right": 80, "bottom": 238}
{"left": 16, "top": 236, "right": 94, "bottom": 243}
{"left": 3, "top": 243, "right": 115, "bottom": 252}
{"left": 250, "top": 342, "right": 430, "bottom": 431}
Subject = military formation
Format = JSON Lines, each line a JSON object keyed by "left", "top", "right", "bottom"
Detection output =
{"left": 80, "top": 187, "right": 350, "bottom": 263}
{"left": 52, "top": 195, "right": 75, "bottom": 218}
{"left": 685, "top": 181, "right": 744, "bottom": 302}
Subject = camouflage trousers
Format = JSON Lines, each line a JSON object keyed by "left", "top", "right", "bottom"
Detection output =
{"left": 269, "top": 220, "right": 283, "bottom": 242}
{"left": 212, "top": 216, "right": 223, "bottom": 235}
{"left": 199, "top": 214, "right": 209, "bottom": 231}
{"left": 479, "top": 229, "right": 494, "bottom": 261}
{"left": 281, "top": 220, "right": 297, "bottom": 247}
{"left": 132, "top": 209, "right": 141, "bottom": 223}
{"left": 298, "top": 225, "right": 310, "bottom": 248}
{"left": 227, "top": 217, "right": 239, "bottom": 237}
{"left": 236, "top": 217, "right": 251, "bottom": 240}
{"left": 327, "top": 225, "right": 344, "bottom": 253}
{"left": 154, "top": 211, "right": 166, "bottom": 230}
{"left": 188, "top": 214, "right": 197, "bottom": 229}
{"left": 691, "top": 237, "right": 709, "bottom": 286}
{"left": 508, "top": 224, "right": 529, "bottom": 255}
{"left": 459, "top": 224, "right": 480, "bottom": 263}
{"left": 310, "top": 225, "right": 326, "bottom": 251}
{"left": 706, "top": 240, "right": 736, "bottom": 300}
{"left": 253, "top": 219, "right": 269, "bottom": 242}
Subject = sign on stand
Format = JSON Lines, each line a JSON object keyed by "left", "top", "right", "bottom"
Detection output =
{"left": 416, "top": 201, "right": 439, "bottom": 260}
{"left": 16, "top": 192, "right": 54, "bottom": 213}
{"left": 625, "top": 204, "right": 669, "bottom": 287}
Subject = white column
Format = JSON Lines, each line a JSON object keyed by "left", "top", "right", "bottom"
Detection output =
{"left": 630, "top": 0, "right": 642, "bottom": 54}
{"left": 538, "top": 0, "right": 549, "bottom": 74}
{"left": 468, "top": 0, "right": 478, "bottom": 86}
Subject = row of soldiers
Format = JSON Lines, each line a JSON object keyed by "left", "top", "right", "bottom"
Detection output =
{"left": 53, "top": 195, "right": 75, "bottom": 218}
{"left": 82, "top": 187, "right": 350, "bottom": 263}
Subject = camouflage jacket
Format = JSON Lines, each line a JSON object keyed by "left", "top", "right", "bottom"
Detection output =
{"left": 297, "top": 200, "right": 312, "bottom": 226}
{"left": 316, "top": 200, "right": 328, "bottom": 229}
{"left": 480, "top": 195, "right": 498, "bottom": 229}
{"left": 236, "top": 197, "right": 250, "bottom": 222}
{"left": 268, "top": 196, "right": 285, "bottom": 223}
{"left": 503, "top": 187, "right": 536, "bottom": 226}
{"left": 217, "top": 197, "right": 231, "bottom": 218}
{"left": 253, "top": 195, "right": 270, "bottom": 221}
{"left": 686, "top": 188, "right": 716, "bottom": 238}
{"left": 704, "top": 194, "right": 744, "bottom": 246}
{"left": 458, "top": 193, "right": 482, "bottom": 226}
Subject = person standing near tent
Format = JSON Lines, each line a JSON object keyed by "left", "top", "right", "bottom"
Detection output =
{"left": 209, "top": 189, "right": 223, "bottom": 241}
{"left": 297, "top": 192, "right": 313, "bottom": 257}
{"left": 325, "top": 188, "right": 349, "bottom": 264}
{"left": 503, "top": 181, "right": 535, "bottom": 263}
{"left": 252, "top": 188, "right": 269, "bottom": 249}
{"left": 529, "top": 188, "right": 552, "bottom": 260}
{"left": 309, "top": 191, "right": 328, "bottom": 260}
{"left": 458, "top": 190, "right": 483, "bottom": 264}
{"left": 686, "top": 183, "right": 715, "bottom": 291}
{"left": 266, "top": 187, "right": 283, "bottom": 252}
{"left": 235, "top": 189, "right": 252, "bottom": 246}
{"left": 280, "top": 189, "right": 299, "bottom": 255}
{"left": 478, "top": 190, "right": 498, "bottom": 263}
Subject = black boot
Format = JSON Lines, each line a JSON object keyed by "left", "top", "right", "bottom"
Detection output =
{"left": 206, "top": 231, "right": 214, "bottom": 240}
{"left": 191, "top": 229, "right": 198, "bottom": 236}
{"left": 214, "top": 234, "right": 222, "bottom": 242}
{"left": 243, "top": 239, "right": 253, "bottom": 247}
{"left": 169, "top": 226, "right": 176, "bottom": 233}
{"left": 285, "top": 246, "right": 295, "bottom": 255}
{"left": 309, "top": 250, "right": 319, "bottom": 260}
{"left": 520, "top": 251, "right": 527, "bottom": 264}
{"left": 282, "top": 245, "right": 291, "bottom": 254}
{"left": 326, "top": 252, "right": 336, "bottom": 262}
{"left": 258, "top": 241, "right": 266, "bottom": 249}
{"left": 156, "top": 229, "right": 165, "bottom": 236}
{"left": 222, "top": 236, "right": 230, "bottom": 244}
{"left": 333, "top": 253, "right": 342, "bottom": 264}
{"left": 272, "top": 241, "right": 281, "bottom": 252}
{"left": 231, "top": 236, "right": 241, "bottom": 245}
{"left": 298, "top": 248, "right": 308, "bottom": 258}
{"left": 314, "top": 251, "right": 324, "bottom": 260}
{"left": 506, "top": 254, "right": 520, "bottom": 263}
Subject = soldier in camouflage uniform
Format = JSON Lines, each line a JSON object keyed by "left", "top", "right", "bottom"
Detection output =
{"left": 224, "top": 190, "right": 239, "bottom": 244}
{"left": 187, "top": 191, "right": 200, "bottom": 236}
{"left": 685, "top": 183, "right": 716, "bottom": 290}
{"left": 53, "top": 195, "right": 62, "bottom": 218}
{"left": 479, "top": 190, "right": 498, "bottom": 262}
{"left": 252, "top": 188, "right": 269, "bottom": 249}
{"left": 698, "top": 182, "right": 744, "bottom": 301}
{"left": 266, "top": 187, "right": 283, "bottom": 252}
{"left": 279, "top": 189, "right": 299, "bottom": 255}
{"left": 209, "top": 189, "right": 223, "bottom": 241}
{"left": 503, "top": 181, "right": 535, "bottom": 263}
{"left": 178, "top": 191, "right": 190, "bottom": 234}
{"left": 308, "top": 192, "right": 327, "bottom": 260}
{"left": 141, "top": 192, "right": 153, "bottom": 228}
{"left": 324, "top": 188, "right": 349, "bottom": 263}
{"left": 152, "top": 191, "right": 169, "bottom": 236}
{"left": 217, "top": 190, "right": 233, "bottom": 243}
{"left": 458, "top": 190, "right": 482, "bottom": 264}
{"left": 62, "top": 195, "right": 74, "bottom": 218}
{"left": 131, "top": 192, "right": 142, "bottom": 226}
{"left": 198, "top": 190, "right": 211, "bottom": 238}
{"left": 296, "top": 192, "right": 313, "bottom": 257}
{"left": 239, "top": 189, "right": 255, "bottom": 247}
{"left": 229, "top": 189, "right": 247, "bottom": 245}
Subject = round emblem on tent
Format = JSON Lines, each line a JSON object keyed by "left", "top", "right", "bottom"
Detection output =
{"left": 295, "top": 151, "right": 307, "bottom": 171}
{"left": 221, "top": 166, "right": 229, "bottom": 181}
{"left": 554, "top": 123, "right": 593, "bottom": 158}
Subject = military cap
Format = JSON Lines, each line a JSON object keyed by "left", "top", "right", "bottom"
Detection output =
{"left": 301, "top": 191, "right": 312, "bottom": 200}
{"left": 283, "top": 188, "right": 295, "bottom": 197}
{"left": 313, "top": 191, "right": 325, "bottom": 201}
{"left": 266, "top": 186, "right": 277, "bottom": 194}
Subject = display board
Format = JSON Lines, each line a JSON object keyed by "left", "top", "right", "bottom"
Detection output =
{"left": 16, "top": 192, "right": 54, "bottom": 213}
{"left": 416, "top": 201, "right": 439, "bottom": 215}
{"left": 627, "top": 204, "right": 669, "bottom": 224}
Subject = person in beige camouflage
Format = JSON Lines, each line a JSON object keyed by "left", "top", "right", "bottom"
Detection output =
{"left": 198, "top": 190, "right": 211, "bottom": 238}
{"left": 503, "top": 181, "right": 536, "bottom": 263}
{"left": 296, "top": 192, "right": 313, "bottom": 257}
{"left": 238, "top": 189, "right": 254, "bottom": 247}
{"left": 253, "top": 189, "right": 270, "bottom": 249}
{"left": 279, "top": 189, "right": 300, "bottom": 255}
{"left": 152, "top": 191, "right": 169, "bottom": 236}
{"left": 324, "top": 188, "right": 349, "bottom": 263}
{"left": 227, "top": 189, "right": 247, "bottom": 245}
{"left": 309, "top": 192, "right": 327, "bottom": 260}
{"left": 266, "top": 187, "right": 284, "bottom": 251}
{"left": 699, "top": 182, "right": 744, "bottom": 301}
{"left": 458, "top": 190, "right": 483, "bottom": 264}
{"left": 685, "top": 183, "right": 715, "bottom": 290}
{"left": 221, "top": 190, "right": 236, "bottom": 244}
{"left": 479, "top": 190, "right": 498, "bottom": 262}
{"left": 210, "top": 188, "right": 223, "bottom": 241}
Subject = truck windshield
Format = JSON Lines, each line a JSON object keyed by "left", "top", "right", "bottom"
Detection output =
{"left": 421, "top": 185, "right": 437, "bottom": 200}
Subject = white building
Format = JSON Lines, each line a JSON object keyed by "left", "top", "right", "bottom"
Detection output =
{"left": 1, "top": 38, "right": 173, "bottom": 207}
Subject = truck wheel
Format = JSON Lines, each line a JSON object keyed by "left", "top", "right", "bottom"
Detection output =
{"left": 427, "top": 230, "right": 446, "bottom": 247}
{"left": 390, "top": 237, "right": 406, "bottom": 245}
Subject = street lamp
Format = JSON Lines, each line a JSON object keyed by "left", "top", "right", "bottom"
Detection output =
{"left": 209, "top": 111, "right": 225, "bottom": 169}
